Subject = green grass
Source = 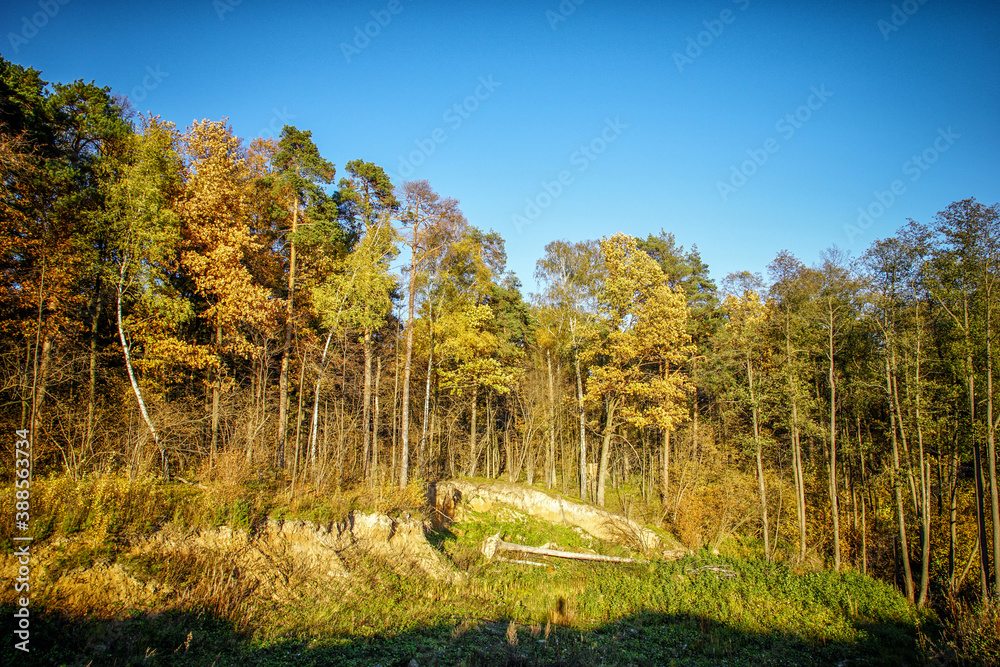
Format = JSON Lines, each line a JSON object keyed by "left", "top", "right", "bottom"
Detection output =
{"left": 2, "top": 475, "right": 936, "bottom": 666}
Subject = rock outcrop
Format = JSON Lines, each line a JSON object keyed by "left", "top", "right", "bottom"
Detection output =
{"left": 429, "top": 480, "right": 688, "bottom": 559}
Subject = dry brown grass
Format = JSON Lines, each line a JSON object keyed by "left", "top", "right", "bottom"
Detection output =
{"left": 669, "top": 468, "right": 757, "bottom": 552}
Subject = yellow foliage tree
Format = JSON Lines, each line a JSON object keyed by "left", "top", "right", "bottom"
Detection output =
{"left": 178, "top": 119, "right": 273, "bottom": 460}
{"left": 583, "top": 233, "right": 693, "bottom": 506}
{"left": 722, "top": 285, "right": 775, "bottom": 559}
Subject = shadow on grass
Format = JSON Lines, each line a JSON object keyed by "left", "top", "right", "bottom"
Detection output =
{"left": 6, "top": 603, "right": 922, "bottom": 667}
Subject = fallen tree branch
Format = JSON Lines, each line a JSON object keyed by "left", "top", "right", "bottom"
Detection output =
{"left": 497, "top": 557, "right": 549, "bottom": 567}
{"left": 482, "top": 532, "right": 647, "bottom": 564}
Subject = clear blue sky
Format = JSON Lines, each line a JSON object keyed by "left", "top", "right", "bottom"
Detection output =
{"left": 3, "top": 0, "right": 998, "bottom": 293}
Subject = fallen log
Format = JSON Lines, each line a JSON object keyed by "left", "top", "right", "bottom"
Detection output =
{"left": 481, "top": 532, "right": 647, "bottom": 564}
{"left": 497, "top": 557, "right": 549, "bottom": 567}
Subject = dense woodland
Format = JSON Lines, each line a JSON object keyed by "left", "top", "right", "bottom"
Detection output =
{"left": 3, "top": 58, "right": 1000, "bottom": 609}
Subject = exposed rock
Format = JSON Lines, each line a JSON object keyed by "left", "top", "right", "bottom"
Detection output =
{"left": 430, "top": 480, "right": 688, "bottom": 559}
{"left": 266, "top": 513, "right": 461, "bottom": 583}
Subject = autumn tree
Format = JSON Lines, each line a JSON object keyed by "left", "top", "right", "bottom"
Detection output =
{"left": 639, "top": 231, "right": 720, "bottom": 475}
{"left": 336, "top": 160, "right": 399, "bottom": 479}
{"left": 395, "top": 180, "right": 466, "bottom": 486}
{"left": 720, "top": 272, "right": 775, "bottom": 560}
{"left": 310, "top": 212, "right": 398, "bottom": 482}
{"left": 0, "top": 62, "right": 130, "bottom": 469}
{"left": 583, "top": 233, "right": 692, "bottom": 507}
{"left": 534, "top": 239, "right": 603, "bottom": 500}
{"left": 177, "top": 119, "right": 273, "bottom": 462}
{"left": 104, "top": 117, "right": 184, "bottom": 477}
{"left": 430, "top": 229, "right": 523, "bottom": 478}
{"left": 267, "top": 126, "right": 335, "bottom": 469}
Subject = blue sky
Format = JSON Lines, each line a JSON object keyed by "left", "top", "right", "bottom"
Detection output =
{"left": 3, "top": 0, "right": 998, "bottom": 294}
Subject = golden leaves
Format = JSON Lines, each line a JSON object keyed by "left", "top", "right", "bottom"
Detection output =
{"left": 583, "top": 233, "right": 694, "bottom": 431}
{"left": 175, "top": 119, "right": 274, "bottom": 357}
{"left": 436, "top": 303, "right": 521, "bottom": 396}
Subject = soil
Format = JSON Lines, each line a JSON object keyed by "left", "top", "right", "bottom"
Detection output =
{"left": 429, "top": 480, "right": 688, "bottom": 558}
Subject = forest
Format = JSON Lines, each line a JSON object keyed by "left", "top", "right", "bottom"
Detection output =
{"left": 3, "top": 55, "right": 999, "bottom": 612}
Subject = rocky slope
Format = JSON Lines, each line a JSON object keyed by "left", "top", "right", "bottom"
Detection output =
{"left": 430, "top": 480, "right": 688, "bottom": 558}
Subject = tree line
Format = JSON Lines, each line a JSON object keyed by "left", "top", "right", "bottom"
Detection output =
{"left": 2, "top": 57, "right": 999, "bottom": 605}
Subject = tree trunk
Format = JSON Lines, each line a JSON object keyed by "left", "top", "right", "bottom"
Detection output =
{"left": 211, "top": 322, "right": 222, "bottom": 464}
{"left": 691, "top": 356, "right": 699, "bottom": 458}
{"left": 400, "top": 252, "right": 418, "bottom": 487}
{"left": 362, "top": 327, "right": 373, "bottom": 480}
{"left": 392, "top": 307, "right": 400, "bottom": 482}
{"left": 575, "top": 347, "right": 587, "bottom": 502}
{"left": 914, "top": 302, "right": 931, "bottom": 606}
{"left": 949, "top": 430, "right": 961, "bottom": 595}
{"left": 468, "top": 387, "right": 479, "bottom": 477}
{"left": 828, "top": 313, "right": 841, "bottom": 572}
{"left": 964, "top": 295, "right": 991, "bottom": 597}
{"left": 858, "top": 416, "right": 868, "bottom": 576}
{"left": 749, "top": 352, "right": 770, "bottom": 561}
{"left": 596, "top": 398, "right": 617, "bottom": 507}
{"left": 372, "top": 355, "right": 381, "bottom": 482}
{"left": 277, "top": 193, "right": 299, "bottom": 469}
{"left": 309, "top": 328, "right": 336, "bottom": 472}
{"left": 987, "top": 304, "right": 1000, "bottom": 595}
{"left": 662, "top": 429, "right": 670, "bottom": 505}
{"left": 888, "top": 355, "right": 915, "bottom": 602}
{"left": 546, "top": 350, "right": 557, "bottom": 489}
{"left": 419, "top": 348, "right": 433, "bottom": 477}
{"left": 786, "top": 310, "right": 807, "bottom": 560}
{"left": 117, "top": 280, "right": 168, "bottom": 478}
{"left": 30, "top": 335, "right": 51, "bottom": 445}
{"left": 84, "top": 284, "right": 103, "bottom": 469}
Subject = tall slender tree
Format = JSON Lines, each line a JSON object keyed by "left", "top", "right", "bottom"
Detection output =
{"left": 268, "top": 126, "right": 335, "bottom": 469}
{"left": 395, "top": 180, "right": 465, "bottom": 486}
{"left": 767, "top": 251, "right": 813, "bottom": 561}
{"left": 105, "top": 117, "right": 184, "bottom": 477}
{"left": 336, "top": 160, "right": 399, "bottom": 479}
{"left": 721, "top": 272, "right": 774, "bottom": 560}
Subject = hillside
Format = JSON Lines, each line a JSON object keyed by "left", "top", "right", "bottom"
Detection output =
{"left": 1, "top": 475, "right": 945, "bottom": 666}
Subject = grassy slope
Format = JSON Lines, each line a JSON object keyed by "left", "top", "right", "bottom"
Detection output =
{"left": 0, "top": 475, "right": 948, "bottom": 666}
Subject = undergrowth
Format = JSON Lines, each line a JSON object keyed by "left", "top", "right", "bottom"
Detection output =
{"left": 0, "top": 473, "right": 971, "bottom": 666}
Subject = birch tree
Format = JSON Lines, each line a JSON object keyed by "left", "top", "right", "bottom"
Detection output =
{"left": 105, "top": 118, "right": 184, "bottom": 478}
